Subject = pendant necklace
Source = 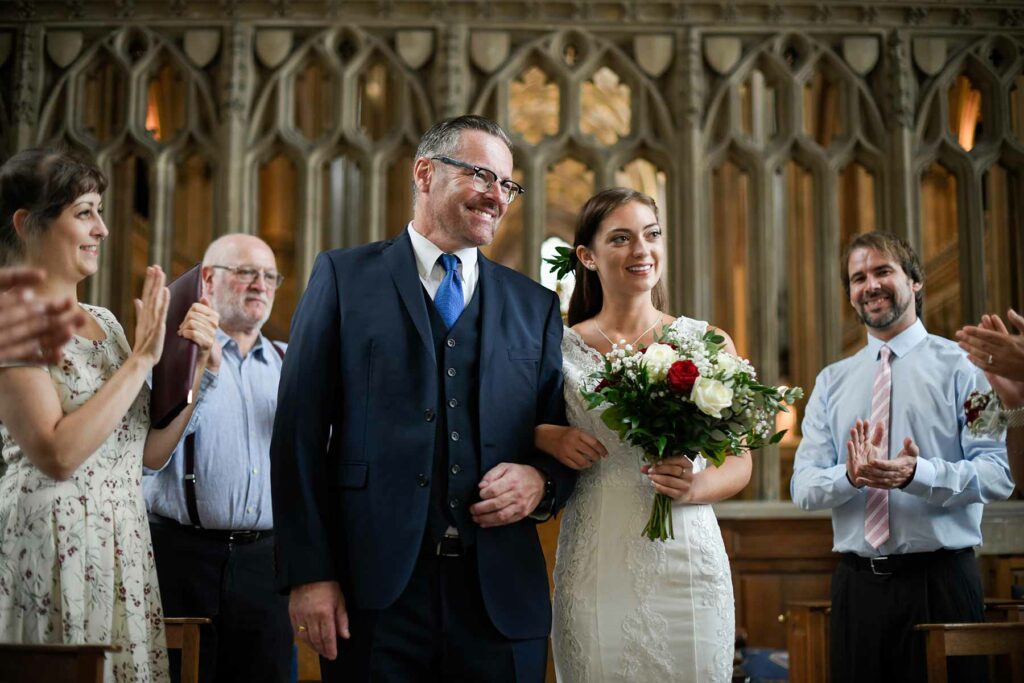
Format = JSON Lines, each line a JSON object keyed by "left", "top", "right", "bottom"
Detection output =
{"left": 593, "top": 314, "right": 662, "bottom": 348}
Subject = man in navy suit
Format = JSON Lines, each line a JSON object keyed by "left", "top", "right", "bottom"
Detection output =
{"left": 270, "top": 115, "right": 576, "bottom": 682}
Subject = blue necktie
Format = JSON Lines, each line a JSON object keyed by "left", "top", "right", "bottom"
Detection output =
{"left": 434, "top": 254, "right": 464, "bottom": 330}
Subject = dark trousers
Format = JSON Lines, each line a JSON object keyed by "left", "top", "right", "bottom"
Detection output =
{"left": 150, "top": 521, "right": 293, "bottom": 683}
{"left": 321, "top": 539, "right": 546, "bottom": 683}
{"left": 830, "top": 548, "right": 987, "bottom": 683}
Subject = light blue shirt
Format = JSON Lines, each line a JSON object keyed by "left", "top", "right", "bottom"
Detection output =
{"left": 790, "top": 320, "right": 1013, "bottom": 557}
{"left": 143, "top": 329, "right": 285, "bottom": 530}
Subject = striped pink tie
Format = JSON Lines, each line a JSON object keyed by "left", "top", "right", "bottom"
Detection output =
{"left": 864, "top": 345, "right": 892, "bottom": 548}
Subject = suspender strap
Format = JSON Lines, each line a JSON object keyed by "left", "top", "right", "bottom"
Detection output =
{"left": 180, "top": 339, "right": 283, "bottom": 529}
{"left": 183, "top": 432, "right": 203, "bottom": 528}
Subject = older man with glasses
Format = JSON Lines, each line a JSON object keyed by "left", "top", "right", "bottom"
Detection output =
{"left": 144, "top": 233, "right": 293, "bottom": 682}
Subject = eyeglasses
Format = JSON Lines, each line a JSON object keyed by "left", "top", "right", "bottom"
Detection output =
{"left": 211, "top": 265, "right": 284, "bottom": 288}
{"left": 431, "top": 156, "right": 525, "bottom": 205}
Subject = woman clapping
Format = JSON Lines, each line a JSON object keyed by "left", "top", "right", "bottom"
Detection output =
{"left": 0, "top": 149, "right": 218, "bottom": 681}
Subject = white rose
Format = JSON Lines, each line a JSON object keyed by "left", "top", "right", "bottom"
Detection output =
{"left": 716, "top": 352, "right": 741, "bottom": 378}
{"left": 690, "top": 377, "right": 734, "bottom": 418}
{"left": 641, "top": 343, "right": 679, "bottom": 382}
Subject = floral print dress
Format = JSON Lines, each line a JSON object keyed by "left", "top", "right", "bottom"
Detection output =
{"left": 0, "top": 305, "right": 169, "bottom": 682}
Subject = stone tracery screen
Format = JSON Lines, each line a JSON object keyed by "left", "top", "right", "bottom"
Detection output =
{"left": 2, "top": 5, "right": 1022, "bottom": 500}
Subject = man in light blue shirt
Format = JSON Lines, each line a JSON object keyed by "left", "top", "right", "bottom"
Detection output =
{"left": 144, "top": 234, "right": 292, "bottom": 682}
{"left": 791, "top": 232, "right": 1014, "bottom": 683}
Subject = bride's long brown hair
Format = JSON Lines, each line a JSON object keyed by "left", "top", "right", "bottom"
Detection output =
{"left": 566, "top": 187, "right": 668, "bottom": 326}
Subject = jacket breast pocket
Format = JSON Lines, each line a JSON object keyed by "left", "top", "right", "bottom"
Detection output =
{"left": 507, "top": 345, "right": 540, "bottom": 362}
{"left": 335, "top": 462, "right": 368, "bottom": 489}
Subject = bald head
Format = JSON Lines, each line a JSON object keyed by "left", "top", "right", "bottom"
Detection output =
{"left": 203, "top": 233, "right": 275, "bottom": 268}
{"left": 202, "top": 233, "right": 278, "bottom": 334}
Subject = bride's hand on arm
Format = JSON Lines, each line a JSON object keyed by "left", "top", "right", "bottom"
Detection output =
{"left": 533, "top": 424, "right": 607, "bottom": 470}
{"left": 0, "top": 267, "right": 169, "bottom": 480}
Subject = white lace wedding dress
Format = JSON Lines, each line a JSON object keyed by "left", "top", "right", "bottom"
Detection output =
{"left": 552, "top": 316, "right": 735, "bottom": 683}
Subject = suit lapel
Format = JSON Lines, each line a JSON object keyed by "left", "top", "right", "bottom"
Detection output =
{"left": 478, "top": 255, "right": 505, "bottom": 434}
{"left": 384, "top": 231, "right": 435, "bottom": 364}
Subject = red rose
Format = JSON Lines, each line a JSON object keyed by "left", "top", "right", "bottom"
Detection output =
{"left": 595, "top": 379, "right": 611, "bottom": 392}
{"left": 667, "top": 360, "right": 700, "bottom": 394}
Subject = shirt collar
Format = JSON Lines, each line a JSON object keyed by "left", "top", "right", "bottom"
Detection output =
{"left": 407, "top": 222, "right": 478, "bottom": 279}
{"left": 216, "top": 327, "right": 272, "bottom": 363}
{"left": 865, "top": 318, "right": 927, "bottom": 360}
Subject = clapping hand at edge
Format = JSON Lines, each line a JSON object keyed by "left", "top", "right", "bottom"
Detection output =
{"left": 0, "top": 266, "right": 85, "bottom": 364}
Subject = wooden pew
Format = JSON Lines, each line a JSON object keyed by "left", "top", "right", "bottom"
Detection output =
{"left": 786, "top": 598, "right": 1024, "bottom": 683}
{"left": 914, "top": 622, "right": 1024, "bottom": 683}
{"left": 164, "top": 617, "right": 211, "bottom": 683}
{"left": 785, "top": 600, "right": 830, "bottom": 683}
{"left": 0, "top": 643, "right": 119, "bottom": 683}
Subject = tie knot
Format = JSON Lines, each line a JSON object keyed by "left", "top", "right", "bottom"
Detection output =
{"left": 439, "top": 253, "right": 460, "bottom": 273}
{"left": 879, "top": 345, "right": 892, "bottom": 363}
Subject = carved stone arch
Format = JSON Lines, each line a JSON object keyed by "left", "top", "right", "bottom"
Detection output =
{"left": 771, "top": 31, "right": 818, "bottom": 76}
{"left": 790, "top": 136, "right": 831, "bottom": 177}
{"left": 807, "top": 44, "right": 886, "bottom": 149}
{"left": 703, "top": 34, "right": 776, "bottom": 134}
{"left": 974, "top": 34, "right": 1023, "bottom": 84}
{"left": 916, "top": 36, "right": 1003, "bottom": 153}
{"left": 539, "top": 139, "right": 605, "bottom": 182}
{"left": 250, "top": 26, "right": 433, "bottom": 154}
{"left": 703, "top": 39, "right": 798, "bottom": 151}
{"left": 51, "top": 35, "right": 130, "bottom": 150}
{"left": 129, "top": 29, "right": 220, "bottom": 141}
{"left": 473, "top": 29, "right": 672, "bottom": 151}
{"left": 574, "top": 38, "right": 674, "bottom": 145}
{"left": 475, "top": 39, "right": 573, "bottom": 146}
{"left": 345, "top": 38, "right": 431, "bottom": 149}
{"left": 611, "top": 144, "right": 674, "bottom": 181}
{"left": 335, "top": 28, "right": 434, "bottom": 146}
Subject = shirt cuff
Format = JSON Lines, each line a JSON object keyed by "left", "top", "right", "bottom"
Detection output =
{"left": 199, "top": 367, "right": 218, "bottom": 393}
{"left": 901, "top": 456, "right": 935, "bottom": 496}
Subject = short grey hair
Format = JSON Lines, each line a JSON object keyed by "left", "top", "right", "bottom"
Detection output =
{"left": 414, "top": 115, "right": 513, "bottom": 161}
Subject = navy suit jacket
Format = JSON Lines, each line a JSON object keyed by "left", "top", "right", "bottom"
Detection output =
{"left": 270, "top": 231, "right": 576, "bottom": 639}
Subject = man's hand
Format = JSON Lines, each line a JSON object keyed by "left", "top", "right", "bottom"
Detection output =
{"left": 957, "top": 310, "right": 1024, "bottom": 409}
{"left": 858, "top": 437, "right": 918, "bottom": 489}
{"left": 846, "top": 418, "right": 881, "bottom": 487}
{"left": 289, "top": 580, "right": 350, "bottom": 660}
{"left": 471, "top": 463, "right": 545, "bottom": 527}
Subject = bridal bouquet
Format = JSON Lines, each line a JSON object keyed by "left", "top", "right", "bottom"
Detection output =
{"left": 582, "top": 327, "right": 803, "bottom": 541}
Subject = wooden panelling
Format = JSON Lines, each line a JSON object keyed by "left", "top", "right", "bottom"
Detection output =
{"left": 720, "top": 517, "right": 839, "bottom": 649}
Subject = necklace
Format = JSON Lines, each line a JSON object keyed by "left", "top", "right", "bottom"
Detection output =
{"left": 593, "top": 314, "right": 662, "bottom": 348}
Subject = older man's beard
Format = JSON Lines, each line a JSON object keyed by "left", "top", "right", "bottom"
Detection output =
{"left": 215, "top": 291, "right": 273, "bottom": 333}
{"left": 856, "top": 288, "right": 908, "bottom": 329}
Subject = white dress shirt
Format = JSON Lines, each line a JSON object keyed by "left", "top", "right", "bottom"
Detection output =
{"left": 407, "top": 222, "right": 479, "bottom": 303}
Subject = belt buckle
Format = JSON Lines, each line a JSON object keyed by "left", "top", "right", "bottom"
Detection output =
{"left": 436, "top": 531, "right": 461, "bottom": 557}
{"left": 870, "top": 556, "right": 892, "bottom": 576}
{"left": 228, "top": 530, "right": 257, "bottom": 544}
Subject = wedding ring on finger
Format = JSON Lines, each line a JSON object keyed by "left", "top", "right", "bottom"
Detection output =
{"left": 297, "top": 625, "right": 308, "bottom": 633}
{"left": 988, "top": 353, "right": 994, "bottom": 365}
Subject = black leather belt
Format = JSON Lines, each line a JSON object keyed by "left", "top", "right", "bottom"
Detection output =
{"left": 151, "top": 515, "right": 273, "bottom": 545}
{"left": 436, "top": 530, "right": 463, "bottom": 557}
{"left": 841, "top": 548, "right": 971, "bottom": 576}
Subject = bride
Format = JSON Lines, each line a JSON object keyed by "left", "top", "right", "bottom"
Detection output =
{"left": 535, "top": 188, "right": 752, "bottom": 682}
